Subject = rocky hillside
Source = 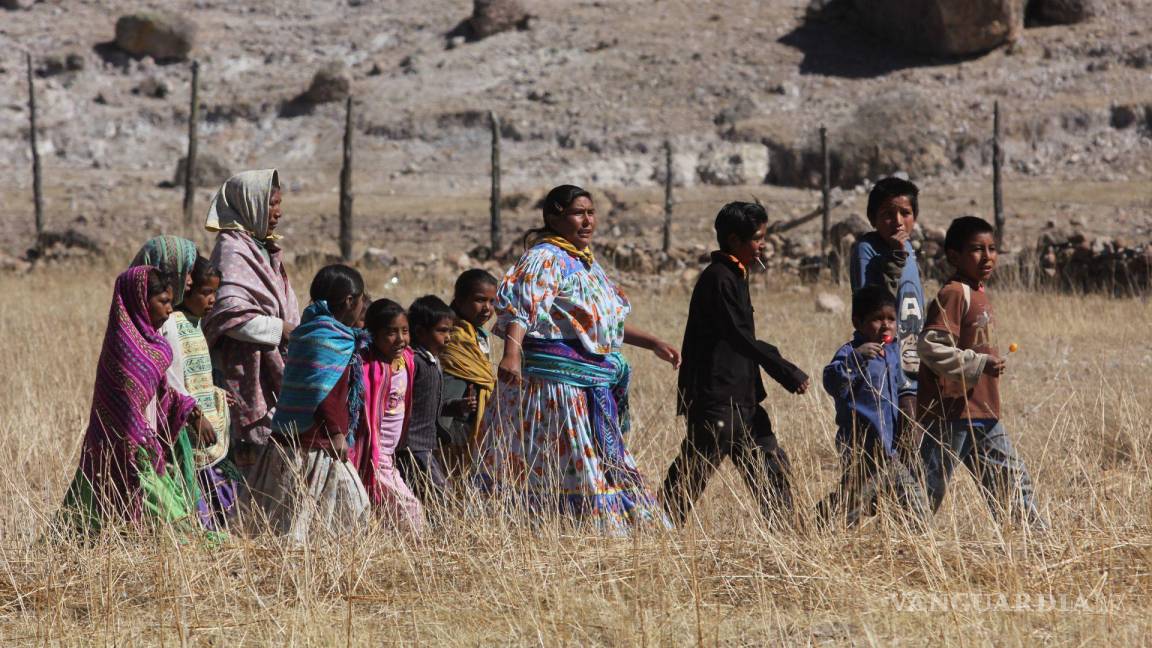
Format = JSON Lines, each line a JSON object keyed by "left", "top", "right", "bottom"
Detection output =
{"left": 1, "top": 0, "right": 1149, "bottom": 259}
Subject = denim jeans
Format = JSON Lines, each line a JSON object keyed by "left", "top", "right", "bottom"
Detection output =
{"left": 919, "top": 418, "right": 1045, "bottom": 528}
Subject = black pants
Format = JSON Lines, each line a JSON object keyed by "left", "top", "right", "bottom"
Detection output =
{"left": 660, "top": 403, "right": 793, "bottom": 527}
{"left": 396, "top": 447, "right": 449, "bottom": 508}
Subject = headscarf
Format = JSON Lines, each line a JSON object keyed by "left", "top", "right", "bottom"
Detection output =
{"left": 130, "top": 236, "right": 198, "bottom": 305}
{"left": 439, "top": 318, "right": 495, "bottom": 448}
{"left": 73, "top": 266, "right": 197, "bottom": 523}
{"left": 206, "top": 169, "right": 281, "bottom": 241}
{"left": 201, "top": 168, "right": 299, "bottom": 436}
{"left": 272, "top": 301, "right": 368, "bottom": 442}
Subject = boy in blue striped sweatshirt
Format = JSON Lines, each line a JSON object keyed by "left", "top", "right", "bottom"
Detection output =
{"left": 850, "top": 177, "right": 925, "bottom": 455}
{"left": 819, "top": 286, "right": 928, "bottom": 528}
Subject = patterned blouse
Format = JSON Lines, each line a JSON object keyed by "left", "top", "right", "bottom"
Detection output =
{"left": 494, "top": 243, "right": 631, "bottom": 357}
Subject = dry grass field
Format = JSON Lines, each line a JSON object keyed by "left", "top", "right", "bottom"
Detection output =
{"left": 1, "top": 256, "right": 1150, "bottom": 646}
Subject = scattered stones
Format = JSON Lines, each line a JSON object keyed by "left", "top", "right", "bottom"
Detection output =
{"left": 852, "top": 0, "right": 1024, "bottom": 56}
{"left": 25, "top": 229, "right": 105, "bottom": 264}
{"left": 173, "top": 153, "right": 231, "bottom": 188}
{"left": 35, "top": 53, "right": 84, "bottom": 77}
{"left": 134, "top": 76, "right": 171, "bottom": 99}
{"left": 114, "top": 12, "right": 198, "bottom": 62}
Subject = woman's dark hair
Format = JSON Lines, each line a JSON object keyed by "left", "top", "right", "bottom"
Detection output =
{"left": 408, "top": 295, "right": 454, "bottom": 332}
{"left": 453, "top": 268, "right": 498, "bottom": 303}
{"left": 944, "top": 216, "right": 996, "bottom": 252}
{"left": 714, "top": 201, "right": 768, "bottom": 250}
{"left": 309, "top": 264, "right": 364, "bottom": 308}
{"left": 524, "top": 184, "right": 593, "bottom": 247}
{"left": 364, "top": 298, "right": 406, "bottom": 333}
{"left": 852, "top": 285, "right": 896, "bottom": 320}
{"left": 146, "top": 268, "right": 174, "bottom": 298}
{"left": 866, "top": 177, "right": 920, "bottom": 224}
{"left": 189, "top": 255, "right": 222, "bottom": 290}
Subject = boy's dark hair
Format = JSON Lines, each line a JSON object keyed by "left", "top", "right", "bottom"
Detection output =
{"left": 852, "top": 285, "right": 896, "bottom": 321}
{"left": 189, "top": 255, "right": 221, "bottom": 290}
{"left": 453, "top": 268, "right": 498, "bottom": 303}
{"left": 866, "top": 177, "right": 919, "bottom": 224}
{"left": 714, "top": 201, "right": 768, "bottom": 250}
{"left": 944, "top": 216, "right": 995, "bottom": 252}
{"left": 408, "top": 295, "right": 454, "bottom": 332}
{"left": 364, "top": 298, "right": 406, "bottom": 333}
{"left": 309, "top": 264, "right": 364, "bottom": 307}
{"left": 145, "top": 268, "right": 174, "bottom": 298}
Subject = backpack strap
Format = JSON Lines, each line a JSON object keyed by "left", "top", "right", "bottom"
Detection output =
{"left": 960, "top": 282, "right": 971, "bottom": 319}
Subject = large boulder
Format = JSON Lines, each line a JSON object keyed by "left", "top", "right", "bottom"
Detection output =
{"left": 852, "top": 0, "right": 1025, "bottom": 56}
{"left": 1029, "top": 0, "right": 1095, "bottom": 24}
{"left": 468, "top": 0, "right": 529, "bottom": 40}
{"left": 696, "top": 143, "right": 769, "bottom": 186}
{"left": 114, "top": 12, "right": 197, "bottom": 61}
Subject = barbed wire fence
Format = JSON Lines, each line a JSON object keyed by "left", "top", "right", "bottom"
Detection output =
{"left": 26, "top": 55, "right": 1147, "bottom": 294}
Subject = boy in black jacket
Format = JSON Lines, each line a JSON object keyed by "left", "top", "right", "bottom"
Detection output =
{"left": 661, "top": 202, "right": 810, "bottom": 527}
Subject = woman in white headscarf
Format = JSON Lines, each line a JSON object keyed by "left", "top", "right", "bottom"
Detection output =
{"left": 201, "top": 170, "right": 301, "bottom": 497}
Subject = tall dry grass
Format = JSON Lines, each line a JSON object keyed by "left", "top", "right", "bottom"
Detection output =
{"left": 1, "top": 257, "right": 1150, "bottom": 646}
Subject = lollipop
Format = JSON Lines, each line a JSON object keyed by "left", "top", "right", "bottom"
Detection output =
{"left": 882, "top": 334, "right": 894, "bottom": 344}
{"left": 1009, "top": 343, "right": 1018, "bottom": 353}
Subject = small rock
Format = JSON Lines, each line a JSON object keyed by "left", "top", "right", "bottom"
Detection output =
{"left": 173, "top": 153, "right": 230, "bottom": 188}
{"left": 362, "top": 247, "right": 395, "bottom": 267}
{"left": 696, "top": 143, "right": 769, "bottom": 186}
{"left": 452, "top": 253, "right": 473, "bottom": 270}
{"left": 466, "top": 0, "right": 530, "bottom": 41}
{"left": 1110, "top": 105, "right": 1142, "bottom": 130}
{"left": 0, "top": 0, "right": 37, "bottom": 10}
{"left": 815, "top": 292, "right": 846, "bottom": 314}
{"left": 114, "top": 12, "right": 198, "bottom": 61}
{"left": 302, "top": 61, "right": 351, "bottom": 104}
{"left": 135, "top": 76, "right": 171, "bottom": 99}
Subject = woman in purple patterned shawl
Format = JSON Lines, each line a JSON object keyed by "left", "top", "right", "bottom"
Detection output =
{"left": 59, "top": 267, "right": 210, "bottom": 534}
{"left": 201, "top": 169, "right": 300, "bottom": 491}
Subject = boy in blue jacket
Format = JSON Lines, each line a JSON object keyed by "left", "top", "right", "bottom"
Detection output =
{"left": 850, "top": 177, "right": 924, "bottom": 455}
{"left": 819, "top": 286, "right": 928, "bottom": 528}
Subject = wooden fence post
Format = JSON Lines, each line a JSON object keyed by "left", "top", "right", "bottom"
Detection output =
{"left": 339, "top": 96, "right": 354, "bottom": 262}
{"left": 993, "top": 101, "right": 1005, "bottom": 249}
{"left": 820, "top": 125, "right": 830, "bottom": 250}
{"left": 663, "top": 140, "right": 673, "bottom": 254}
{"left": 489, "top": 111, "right": 502, "bottom": 255}
{"left": 182, "top": 60, "right": 200, "bottom": 231}
{"left": 26, "top": 53, "right": 44, "bottom": 242}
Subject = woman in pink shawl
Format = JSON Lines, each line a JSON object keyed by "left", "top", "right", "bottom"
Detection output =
{"left": 59, "top": 267, "right": 211, "bottom": 535}
{"left": 201, "top": 169, "right": 300, "bottom": 489}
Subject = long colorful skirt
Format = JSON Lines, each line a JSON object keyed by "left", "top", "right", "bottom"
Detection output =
{"left": 476, "top": 375, "right": 669, "bottom": 535}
